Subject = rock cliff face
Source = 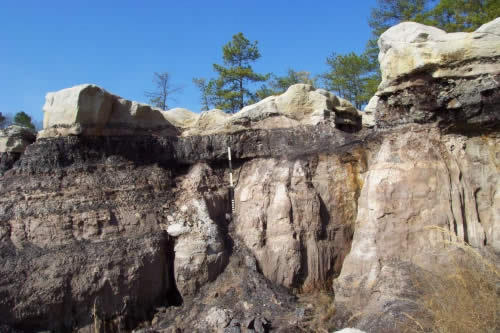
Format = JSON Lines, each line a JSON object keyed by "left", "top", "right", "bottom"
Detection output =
{"left": 374, "top": 19, "right": 500, "bottom": 131}
{"left": 0, "top": 125, "right": 36, "bottom": 174}
{"left": 0, "top": 18, "right": 499, "bottom": 333}
{"left": 334, "top": 19, "right": 500, "bottom": 332}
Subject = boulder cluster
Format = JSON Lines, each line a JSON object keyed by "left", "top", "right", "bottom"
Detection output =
{"left": 37, "top": 83, "right": 364, "bottom": 140}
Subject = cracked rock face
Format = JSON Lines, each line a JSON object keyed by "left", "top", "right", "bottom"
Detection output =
{"left": 0, "top": 125, "right": 37, "bottom": 174}
{"left": 378, "top": 18, "right": 500, "bottom": 86}
{"left": 0, "top": 125, "right": 36, "bottom": 153}
{"left": 333, "top": 128, "right": 500, "bottom": 329}
{"left": 0, "top": 18, "right": 499, "bottom": 333}
{"left": 375, "top": 19, "right": 500, "bottom": 131}
{"left": 234, "top": 153, "right": 365, "bottom": 291}
{"left": 330, "top": 18, "right": 500, "bottom": 333}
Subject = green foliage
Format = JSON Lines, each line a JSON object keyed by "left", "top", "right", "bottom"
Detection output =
{"left": 14, "top": 111, "right": 35, "bottom": 130}
{"left": 250, "top": 69, "right": 317, "bottom": 103}
{"left": 368, "top": 0, "right": 430, "bottom": 37}
{"left": 0, "top": 112, "right": 5, "bottom": 129}
{"left": 190, "top": 3, "right": 496, "bottom": 113}
{"left": 270, "top": 69, "right": 316, "bottom": 94}
{"left": 252, "top": 84, "right": 275, "bottom": 102}
{"left": 145, "top": 72, "right": 182, "bottom": 110}
{"left": 212, "top": 33, "right": 269, "bottom": 113}
{"left": 427, "top": 0, "right": 500, "bottom": 32}
{"left": 321, "top": 52, "right": 374, "bottom": 109}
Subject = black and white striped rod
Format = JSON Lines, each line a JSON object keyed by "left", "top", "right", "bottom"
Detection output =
{"left": 228, "top": 147, "right": 235, "bottom": 214}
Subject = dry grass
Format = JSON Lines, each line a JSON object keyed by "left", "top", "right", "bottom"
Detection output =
{"left": 295, "top": 291, "right": 337, "bottom": 333}
{"left": 405, "top": 226, "right": 499, "bottom": 333}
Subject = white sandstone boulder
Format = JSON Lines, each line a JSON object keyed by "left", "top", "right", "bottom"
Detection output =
{"left": 378, "top": 18, "right": 500, "bottom": 88}
{"left": 39, "top": 84, "right": 181, "bottom": 138}
{"left": 163, "top": 107, "right": 199, "bottom": 129}
{"left": 226, "top": 84, "right": 360, "bottom": 130}
{"left": 40, "top": 84, "right": 114, "bottom": 137}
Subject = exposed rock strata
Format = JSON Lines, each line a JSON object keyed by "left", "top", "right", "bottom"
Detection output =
{"left": 1, "top": 121, "right": 368, "bottom": 331}
{"left": 375, "top": 18, "right": 500, "bottom": 130}
{"left": 333, "top": 126, "right": 500, "bottom": 331}
{"left": 0, "top": 125, "right": 36, "bottom": 174}
{"left": 39, "top": 83, "right": 363, "bottom": 139}
{"left": 332, "top": 18, "right": 500, "bottom": 332}
{"left": 0, "top": 125, "right": 36, "bottom": 153}
{"left": 0, "top": 18, "right": 499, "bottom": 333}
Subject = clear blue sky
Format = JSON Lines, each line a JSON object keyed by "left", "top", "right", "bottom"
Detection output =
{"left": 0, "top": 0, "right": 377, "bottom": 126}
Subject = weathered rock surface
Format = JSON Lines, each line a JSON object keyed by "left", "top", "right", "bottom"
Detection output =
{"left": 1, "top": 18, "right": 499, "bottom": 333}
{"left": 169, "top": 163, "right": 228, "bottom": 296}
{"left": 39, "top": 84, "right": 180, "bottom": 138}
{"left": 182, "top": 109, "right": 231, "bottom": 136}
{"left": 0, "top": 123, "right": 365, "bottom": 332}
{"left": 0, "top": 233, "right": 174, "bottom": 332}
{"left": 39, "top": 83, "right": 363, "bottom": 139}
{"left": 227, "top": 84, "right": 361, "bottom": 132}
{"left": 375, "top": 19, "right": 500, "bottom": 130}
{"left": 234, "top": 153, "right": 364, "bottom": 291}
{"left": 0, "top": 125, "right": 36, "bottom": 153}
{"left": 378, "top": 18, "right": 500, "bottom": 86}
{"left": 333, "top": 126, "right": 500, "bottom": 332}
{"left": 0, "top": 125, "right": 37, "bottom": 174}
{"left": 330, "top": 18, "right": 500, "bottom": 333}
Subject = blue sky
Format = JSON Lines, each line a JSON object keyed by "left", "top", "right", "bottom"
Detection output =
{"left": 1, "top": 0, "right": 377, "bottom": 125}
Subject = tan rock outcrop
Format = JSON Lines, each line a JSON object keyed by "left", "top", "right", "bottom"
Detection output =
{"left": 169, "top": 163, "right": 228, "bottom": 296}
{"left": 39, "top": 84, "right": 181, "bottom": 138}
{"left": 330, "top": 18, "right": 500, "bottom": 331}
{"left": 40, "top": 84, "right": 114, "bottom": 137}
{"left": 227, "top": 84, "right": 360, "bottom": 131}
{"left": 234, "top": 151, "right": 365, "bottom": 291}
{"left": 333, "top": 126, "right": 500, "bottom": 331}
{"left": 182, "top": 109, "right": 230, "bottom": 136}
{"left": 39, "top": 83, "right": 362, "bottom": 138}
{"left": 163, "top": 107, "right": 199, "bottom": 129}
{"left": 373, "top": 19, "right": 500, "bottom": 130}
{"left": 378, "top": 18, "right": 500, "bottom": 88}
{"left": 0, "top": 125, "right": 36, "bottom": 153}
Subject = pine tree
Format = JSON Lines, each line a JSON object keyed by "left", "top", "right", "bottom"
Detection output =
{"left": 428, "top": 0, "right": 500, "bottom": 32}
{"left": 252, "top": 69, "right": 317, "bottom": 102}
{"left": 14, "top": 111, "right": 35, "bottom": 130}
{"left": 322, "top": 52, "right": 373, "bottom": 109}
{"left": 271, "top": 69, "right": 316, "bottom": 93}
{"left": 212, "top": 33, "right": 269, "bottom": 113}
{"left": 0, "top": 112, "right": 5, "bottom": 129}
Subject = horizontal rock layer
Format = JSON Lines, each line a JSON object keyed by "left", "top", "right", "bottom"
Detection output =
{"left": 374, "top": 19, "right": 500, "bottom": 130}
{"left": 39, "top": 83, "right": 364, "bottom": 139}
{"left": 1, "top": 18, "right": 499, "bottom": 333}
{"left": 0, "top": 125, "right": 369, "bottom": 331}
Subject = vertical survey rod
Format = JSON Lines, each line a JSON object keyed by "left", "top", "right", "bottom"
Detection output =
{"left": 228, "top": 147, "right": 235, "bottom": 215}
